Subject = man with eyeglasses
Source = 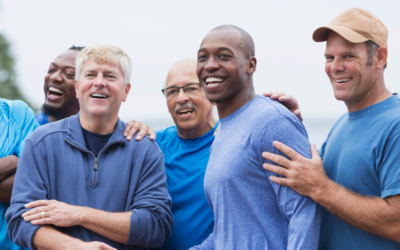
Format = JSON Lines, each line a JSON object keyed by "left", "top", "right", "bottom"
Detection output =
{"left": 152, "top": 59, "right": 218, "bottom": 250}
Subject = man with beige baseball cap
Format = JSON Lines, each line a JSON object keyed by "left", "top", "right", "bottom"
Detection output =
{"left": 262, "top": 7, "right": 400, "bottom": 250}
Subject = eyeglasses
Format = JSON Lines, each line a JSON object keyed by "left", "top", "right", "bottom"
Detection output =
{"left": 161, "top": 83, "right": 202, "bottom": 99}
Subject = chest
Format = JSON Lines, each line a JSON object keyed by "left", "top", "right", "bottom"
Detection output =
{"left": 323, "top": 120, "right": 385, "bottom": 195}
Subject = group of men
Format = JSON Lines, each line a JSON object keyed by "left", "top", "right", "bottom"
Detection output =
{"left": 0, "top": 7, "right": 399, "bottom": 250}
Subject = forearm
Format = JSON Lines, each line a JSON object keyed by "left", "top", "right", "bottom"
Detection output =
{"left": 0, "top": 173, "right": 15, "bottom": 203}
{"left": 79, "top": 207, "right": 131, "bottom": 243}
{"left": 313, "top": 179, "right": 400, "bottom": 241}
{"left": 0, "top": 155, "right": 18, "bottom": 181}
{"left": 33, "top": 225, "right": 83, "bottom": 250}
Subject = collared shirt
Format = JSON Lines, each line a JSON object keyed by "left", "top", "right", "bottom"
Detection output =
{"left": 0, "top": 98, "right": 39, "bottom": 250}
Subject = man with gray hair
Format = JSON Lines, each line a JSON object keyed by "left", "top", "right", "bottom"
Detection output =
{"left": 263, "top": 7, "right": 400, "bottom": 249}
{"left": 6, "top": 44, "right": 173, "bottom": 250}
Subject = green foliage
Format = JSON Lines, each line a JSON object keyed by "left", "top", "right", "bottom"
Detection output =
{"left": 0, "top": 34, "right": 36, "bottom": 110}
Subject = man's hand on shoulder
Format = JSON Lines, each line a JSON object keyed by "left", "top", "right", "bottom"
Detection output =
{"left": 263, "top": 92, "right": 303, "bottom": 122}
{"left": 22, "top": 200, "right": 82, "bottom": 227}
{"left": 124, "top": 120, "right": 156, "bottom": 141}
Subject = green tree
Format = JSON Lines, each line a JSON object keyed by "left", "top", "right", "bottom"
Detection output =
{"left": 0, "top": 34, "right": 35, "bottom": 109}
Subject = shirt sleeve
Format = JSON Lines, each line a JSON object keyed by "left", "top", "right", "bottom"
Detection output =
{"left": 189, "top": 232, "right": 215, "bottom": 250}
{"left": 379, "top": 132, "right": 400, "bottom": 198}
{"left": 127, "top": 148, "right": 174, "bottom": 248}
{"left": 5, "top": 140, "right": 47, "bottom": 250}
{"left": 12, "top": 100, "right": 39, "bottom": 157}
{"left": 261, "top": 115, "right": 321, "bottom": 250}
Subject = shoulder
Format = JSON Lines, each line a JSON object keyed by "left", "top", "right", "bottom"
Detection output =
{"left": 1, "top": 99, "right": 37, "bottom": 129}
{"left": 156, "top": 126, "right": 177, "bottom": 144}
{"left": 27, "top": 118, "right": 69, "bottom": 145}
{"left": 127, "top": 135, "right": 163, "bottom": 156}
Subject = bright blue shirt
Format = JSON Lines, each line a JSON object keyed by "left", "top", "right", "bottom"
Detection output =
{"left": 34, "top": 112, "right": 49, "bottom": 126}
{"left": 319, "top": 95, "right": 400, "bottom": 250}
{"left": 192, "top": 96, "right": 321, "bottom": 250}
{"left": 0, "top": 98, "right": 39, "bottom": 250}
{"left": 153, "top": 122, "right": 219, "bottom": 250}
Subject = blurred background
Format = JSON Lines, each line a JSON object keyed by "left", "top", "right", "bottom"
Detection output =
{"left": 0, "top": 0, "right": 399, "bottom": 147}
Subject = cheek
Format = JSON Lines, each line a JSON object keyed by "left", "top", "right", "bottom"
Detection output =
{"left": 324, "top": 63, "right": 331, "bottom": 76}
{"left": 167, "top": 100, "right": 175, "bottom": 114}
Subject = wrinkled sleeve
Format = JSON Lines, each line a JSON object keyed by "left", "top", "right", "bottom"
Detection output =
{"left": 189, "top": 232, "right": 214, "bottom": 250}
{"left": 6, "top": 140, "right": 47, "bottom": 250}
{"left": 127, "top": 150, "right": 173, "bottom": 247}
{"left": 12, "top": 100, "right": 39, "bottom": 157}
{"left": 261, "top": 116, "right": 321, "bottom": 250}
{"left": 379, "top": 132, "right": 400, "bottom": 198}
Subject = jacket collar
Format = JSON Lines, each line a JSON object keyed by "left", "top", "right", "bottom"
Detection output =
{"left": 65, "top": 112, "right": 126, "bottom": 151}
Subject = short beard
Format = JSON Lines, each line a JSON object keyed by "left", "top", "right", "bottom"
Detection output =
{"left": 41, "top": 103, "right": 63, "bottom": 120}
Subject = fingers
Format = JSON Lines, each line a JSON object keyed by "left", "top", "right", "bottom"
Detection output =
{"left": 311, "top": 144, "right": 321, "bottom": 160}
{"left": 263, "top": 163, "right": 289, "bottom": 177}
{"left": 269, "top": 175, "right": 292, "bottom": 187}
{"left": 263, "top": 92, "right": 272, "bottom": 97}
{"left": 135, "top": 124, "right": 148, "bottom": 141}
{"left": 22, "top": 206, "right": 51, "bottom": 218}
{"left": 262, "top": 152, "right": 292, "bottom": 168}
{"left": 147, "top": 128, "right": 156, "bottom": 141}
{"left": 293, "top": 109, "right": 303, "bottom": 122}
{"left": 124, "top": 120, "right": 139, "bottom": 141}
{"left": 30, "top": 217, "right": 54, "bottom": 225}
{"left": 24, "top": 211, "right": 52, "bottom": 223}
{"left": 25, "top": 199, "right": 52, "bottom": 209}
{"left": 214, "top": 124, "right": 221, "bottom": 137}
{"left": 272, "top": 141, "right": 301, "bottom": 161}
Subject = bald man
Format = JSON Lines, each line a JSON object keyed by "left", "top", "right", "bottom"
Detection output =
{"left": 154, "top": 59, "right": 218, "bottom": 250}
{"left": 191, "top": 25, "right": 321, "bottom": 250}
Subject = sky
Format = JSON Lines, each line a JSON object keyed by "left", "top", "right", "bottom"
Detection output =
{"left": 0, "top": 0, "right": 399, "bottom": 145}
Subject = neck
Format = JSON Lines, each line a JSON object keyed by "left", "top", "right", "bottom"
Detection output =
{"left": 79, "top": 112, "right": 118, "bottom": 135}
{"left": 177, "top": 115, "right": 217, "bottom": 140}
{"left": 216, "top": 81, "right": 256, "bottom": 119}
{"left": 48, "top": 100, "right": 80, "bottom": 123}
{"left": 345, "top": 74, "right": 392, "bottom": 112}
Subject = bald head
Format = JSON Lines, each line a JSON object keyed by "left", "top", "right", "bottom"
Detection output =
{"left": 165, "top": 59, "right": 197, "bottom": 88}
{"left": 211, "top": 25, "right": 255, "bottom": 59}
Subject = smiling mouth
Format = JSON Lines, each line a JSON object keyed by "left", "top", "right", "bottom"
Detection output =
{"left": 334, "top": 77, "right": 353, "bottom": 83}
{"left": 177, "top": 108, "right": 194, "bottom": 115}
{"left": 91, "top": 93, "right": 108, "bottom": 99}
{"left": 48, "top": 87, "right": 64, "bottom": 97}
{"left": 205, "top": 77, "right": 226, "bottom": 86}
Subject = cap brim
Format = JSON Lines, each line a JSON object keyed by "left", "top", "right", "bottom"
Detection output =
{"left": 312, "top": 26, "right": 369, "bottom": 44}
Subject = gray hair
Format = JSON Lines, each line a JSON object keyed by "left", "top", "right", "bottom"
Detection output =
{"left": 366, "top": 40, "right": 387, "bottom": 69}
{"left": 163, "top": 58, "right": 197, "bottom": 88}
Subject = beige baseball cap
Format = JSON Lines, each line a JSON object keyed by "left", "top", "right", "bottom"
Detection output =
{"left": 313, "top": 7, "right": 388, "bottom": 47}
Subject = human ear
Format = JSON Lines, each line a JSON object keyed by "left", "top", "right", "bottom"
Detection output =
{"left": 247, "top": 57, "right": 257, "bottom": 74}
{"left": 376, "top": 46, "right": 388, "bottom": 70}
{"left": 122, "top": 83, "right": 131, "bottom": 102}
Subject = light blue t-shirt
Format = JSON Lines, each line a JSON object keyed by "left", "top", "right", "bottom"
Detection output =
{"left": 192, "top": 95, "right": 321, "bottom": 250}
{"left": 153, "top": 122, "right": 219, "bottom": 250}
{"left": 0, "top": 98, "right": 39, "bottom": 250}
{"left": 34, "top": 112, "right": 49, "bottom": 126}
{"left": 319, "top": 95, "right": 400, "bottom": 250}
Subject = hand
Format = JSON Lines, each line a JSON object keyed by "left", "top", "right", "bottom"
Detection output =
{"left": 263, "top": 92, "right": 303, "bottom": 121}
{"left": 262, "top": 141, "right": 329, "bottom": 198}
{"left": 74, "top": 241, "right": 117, "bottom": 250}
{"left": 124, "top": 120, "right": 156, "bottom": 141}
{"left": 213, "top": 123, "right": 221, "bottom": 137}
{"left": 22, "top": 200, "right": 82, "bottom": 227}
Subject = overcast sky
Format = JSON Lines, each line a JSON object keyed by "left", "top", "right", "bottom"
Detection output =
{"left": 0, "top": 0, "right": 399, "bottom": 125}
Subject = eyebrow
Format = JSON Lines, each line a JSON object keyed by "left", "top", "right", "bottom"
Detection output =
{"left": 324, "top": 51, "right": 354, "bottom": 57}
{"left": 50, "top": 63, "right": 75, "bottom": 70}
{"left": 166, "top": 82, "right": 199, "bottom": 88}
{"left": 198, "top": 47, "right": 235, "bottom": 54}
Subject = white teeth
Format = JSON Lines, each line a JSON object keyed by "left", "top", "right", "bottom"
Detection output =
{"left": 49, "top": 87, "right": 63, "bottom": 94}
{"left": 207, "top": 83, "right": 220, "bottom": 86}
{"left": 335, "top": 78, "right": 352, "bottom": 83}
{"left": 178, "top": 109, "right": 194, "bottom": 113}
{"left": 205, "top": 77, "right": 224, "bottom": 83}
{"left": 92, "top": 93, "right": 107, "bottom": 98}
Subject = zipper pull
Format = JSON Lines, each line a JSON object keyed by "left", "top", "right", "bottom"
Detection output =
{"left": 94, "top": 158, "right": 98, "bottom": 170}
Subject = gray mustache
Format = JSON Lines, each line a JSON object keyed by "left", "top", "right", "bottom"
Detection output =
{"left": 175, "top": 104, "right": 197, "bottom": 114}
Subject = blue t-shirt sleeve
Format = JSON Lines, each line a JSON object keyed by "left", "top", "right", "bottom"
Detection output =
{"left": 12, "top": 101, "right": 39, "bottom": 157}
{"left": 380, "top": 132, "right": 400, "bottom": 198}
{"left": 261, "top": 115, "right": 321, "bottom": 249}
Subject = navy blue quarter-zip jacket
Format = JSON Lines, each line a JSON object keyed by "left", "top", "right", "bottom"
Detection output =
{"left": 6, "top": 113, "right": 173, "bottom": 250}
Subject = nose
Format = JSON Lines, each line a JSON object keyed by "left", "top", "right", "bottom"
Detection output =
{"left": 49, "top": 70, "right": 63, "bottom": 82}
{"left": 330, "top": 57, "right": 345, "bottom": 73}
{"left": 204, "top": 56, "right": 220, "bottom": 72}
{"left": 176, "top": 88, "right": 189, "bottom": 104}
{"left": 94, "top": 74, "right": 106, "bottom": 87}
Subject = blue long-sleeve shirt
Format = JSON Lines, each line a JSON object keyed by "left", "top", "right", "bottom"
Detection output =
{"left": 6, "top": 113, "right": 173, "bottom": 250}
{"left": 191, "top": 96, "right": 321, "bottom": 250}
